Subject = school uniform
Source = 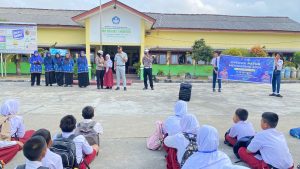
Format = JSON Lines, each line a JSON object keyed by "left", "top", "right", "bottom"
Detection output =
{"left": 63, "top": 58, "right": 74, "bottom": 86}
{"left": 29, "top": 54, "right": 43, "bottom": 86}
{"left": 114, "top": 52, "right": 128, "bottom": 89}
{"left": 16, "top": 160, "right": 49, "bottom": 169}
{"left": 142, "top": 54, "right": 154, "bottom": 89}
{"left": 41, "top": 149, "right": 63, "bottom": 169}
{"left": 95, "top": 56, "right": 105, "bottom": 89}
{"left": 77, "top": 56, "right": 89, "bottom": 88}
{"left": 0, "top": 141, "right": 21, "bottom": 164}
{"left": 53, "top": 57, "right": 64, "bottom": 86}
{"left": 81, "top": 119, "right": 103, "bottom": 135}
{"left": 43, "top": 55, "right": 55, "bottom": 86}
{"left": 272, "top": 59, "right": 283, "bottom": 95}
{"left": 104, "top": 58, "right": 113, "bottom": 88}
{"left": 211, "top": 57, "right": 221, "bottom": 91}
{"left": 239, "top": 128, "right": 293, "bottom": 169}
{"left": 225, "top": 121, "right": 255, "bottom": 146}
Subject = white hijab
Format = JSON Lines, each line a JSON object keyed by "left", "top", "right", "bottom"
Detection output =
{"left": 180, "top": 114, "right": 199, "bottom": 134}
{"left": 0, "top": 99, "right": 20, "bottom": 116}
{"left": 174, "top": 100, "right": 187, "bottom": 117}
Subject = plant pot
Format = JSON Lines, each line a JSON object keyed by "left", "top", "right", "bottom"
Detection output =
{"left": 297, "top": 69, "right": 300, "bottom": 78}
{"left": 284, "top": 67, "right": 291, "bottom": 79}
{"left": 290, "top": 67, "right": 297, "bottom": 78}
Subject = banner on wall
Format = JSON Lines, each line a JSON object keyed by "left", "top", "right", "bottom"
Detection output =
{"left": 49, "top": 48, "right": 69, "bottom": 56}
{"left": 0, "top": 23, "right": 37, "bottom": 54}
{"left": 218, "top": 55, "right": 275, "bottom": 84}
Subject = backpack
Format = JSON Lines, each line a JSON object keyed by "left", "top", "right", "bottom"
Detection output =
{"left": 16, "top": 164, "right": 49, "bottom": 169}
{"left": 50, "top": 134, "right": 78, "bottom": 169}
{"left": 180, "top": 133, "right": 198, "bottom": 167}
{"left": 179, "top": 82, "right": 192, "bottom": 102}
{"left": 233, "top": 136, "right": 254, "bottom": 159}
{"left": 290, "top": 128, "right": 300, "bottom": 139}
{"left": 75, "top": 121, "right": 99, "bottom": 146}
{"left": 146, "top": 121, "right": 164, "bottom": 150}
{"left": 0, "top": 116, "right": 11, "bottom": 141}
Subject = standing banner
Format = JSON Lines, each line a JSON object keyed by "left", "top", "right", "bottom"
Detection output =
{"left": 218, "top": 55, "right": 275, "bottom": 83}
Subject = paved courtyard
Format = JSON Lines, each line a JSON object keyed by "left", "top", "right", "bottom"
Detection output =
{"left": 0, "top": 82, "right": 299, "bottom": 169}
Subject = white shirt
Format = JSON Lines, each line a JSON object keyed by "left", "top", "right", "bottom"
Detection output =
{"left": 0, "top": 140, "right": 17, "bottom": 148}
{"left": 54, "top": 132, "right": 93, "bottom": 164}
{"left": 164, "top": 133, "right": 190, "bottom": 163}
{"left": 9, "top": 115, "right": 25, "bottom": 138}
{"left": 275, "top": 59, "right": 283, "bottom": 71}
{"left": 228, "top": 121, "right": 255, "bottom": 140}
{"left": 163, "top": 116, "right": 182, "bottom": 136}
{"left": 247, "top": 128, "right": 293, "bottom": 169}
{"left": 211, "top": 57, "right": 220, "bottom": 67}
{"left": 42, "top": 149, "right": 63, "bottom": 169}
{"left": 14, "top": 160, "right": 43, "bottom": 169}
{"left": 81, "top": 119, "right": 103, "bottom": 135}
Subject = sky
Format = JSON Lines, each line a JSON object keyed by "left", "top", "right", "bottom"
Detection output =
{"left": 0, "top": 0, "right": 299, "bottom": 22}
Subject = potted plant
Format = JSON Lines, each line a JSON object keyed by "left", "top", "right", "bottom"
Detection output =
{"left": 293, "top": 52, "right": 300, "bottom": 78}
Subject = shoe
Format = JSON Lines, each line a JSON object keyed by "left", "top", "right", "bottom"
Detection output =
{"left": 97, "top": 86, "right": 100, "bottom": 89}
{"left": 143, "top": 87, "right": 147, "bottom": 90}
{"left": 213, "top": 89, "right": 216, "bottom": 92}
{"left": 269, "top": 93, "right": 276, "bottom": 96}
{"left": 115, "top": 87, "right": 120, "bottom": 90}
{"left": 50, "top": 84, "right": 52, "bottom": 86}
{"left": 31, "top": 84, "right": 34, "bottom": 87}
{"left": 37, "top": 84, "right": 41, "bottom": 86}
{"left": 124, "top": 87, "right": 127, "bottom": 91}
{"left": 70, "top": 85, "right": 73, "bottom": 87}
{"left": 218, "top": 89, "right": 221, "bottom": 92}
{"left": 151, "top": 87, "right": 154, "bottom": 90}
{"left": 46, "top": 84, "right": 49, "bottom": 86}
{"left": 276, "top": 94, "right": 283, "bottom": 98}
{"left": 106, "top": 87, "right": 109, "bottom": 89}
{"left": 64, "top": 85, "right": 68, "bottom": 87}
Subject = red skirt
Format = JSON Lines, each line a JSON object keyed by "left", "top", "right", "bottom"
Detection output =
{"left": 0, "top": 144, "right": 22, "bottom": 164}
{"left": 104, "top": 68, "right": 113, "bottom": 87}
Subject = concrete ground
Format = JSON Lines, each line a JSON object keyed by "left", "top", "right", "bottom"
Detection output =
{"left": 0, "top": 82, "right": 299, "bottom": 169}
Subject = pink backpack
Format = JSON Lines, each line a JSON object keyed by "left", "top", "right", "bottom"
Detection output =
{"left": 147, "top": 121, "right": 164, "bottom": 150}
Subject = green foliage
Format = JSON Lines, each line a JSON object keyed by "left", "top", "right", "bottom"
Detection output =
{"left": 293, "top": 52, "right": 300, "bottom": 65}
{"left": 249, "top": 45, "right": 268, "bottom": 57}
{"left": 222, "top": 48, "right": 250, "bottom": 56}
{"left": 38, "top": 48, "right": 48, "bottom": 57}
{"left": 284, "top": 61, "right": 297, "bottom": 68}
{"left": 192, "top": 39, "right": 213, "bottom": 63}
{"left": 133, "top": 62, "right": 141, "bottom": 76}
{"left": 157, "top": 69, "right": 165, "bottom": 76}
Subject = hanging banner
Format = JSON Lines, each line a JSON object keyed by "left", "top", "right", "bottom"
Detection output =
{"left": 218, "top": 55, "right": 275, "bottom": 83}
{"left": 49, "top": 48, "right": 69, "bottom": 56}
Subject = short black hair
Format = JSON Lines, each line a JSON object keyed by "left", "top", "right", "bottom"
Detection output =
{"left": 213, "top": 51, "right": 220, "bottom": 55}
{"left": 262, "top": 112, "right": 279, "bottom": 128}
{"left": 23, "top": 136, "right": 46, "bottom": 161}
{"left": 32, "top": 129, "right": 51, "bottom": 145}
{"left": 82, "top": 106, "right": 94, "bottom": 119}
{"left": 117, "top": 46, "right": 122, "bottom": 49}
{"left": 60, "top": 115, "right": 77, "bottom": 132}
{"left": 235, "top": 108, "right": 249, "bottom": 121}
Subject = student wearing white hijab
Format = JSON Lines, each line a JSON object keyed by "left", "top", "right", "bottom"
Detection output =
{"left": 164, "top": 114, "right": 200, "bottom": 165}
{"left": 182, "top": 125, "right": 232, "bottom": 169}
{"left": 163, "top": 100, "right": 187, "bottom": 136}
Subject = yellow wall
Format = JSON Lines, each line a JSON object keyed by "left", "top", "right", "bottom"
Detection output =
{"left": 145, "top": 30, "right": 300, "bottom": 51}
{"left": 37, "top": 27, "right": 85, "bottom": 46}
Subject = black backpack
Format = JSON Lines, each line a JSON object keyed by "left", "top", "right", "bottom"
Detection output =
{"left": 16, "top": 164, "right": 49, "bottom": 169}
{"left": 233, "top": 136, "right": 254, "bottom": 159}
{"left": 179, "top": 82, "right": 192, "bottom": 102}
{"left": 50, "top": 134, "right": 78, "bottom": 169}
{"left": 180, "top": 133, "right": 198, "bottom": 167}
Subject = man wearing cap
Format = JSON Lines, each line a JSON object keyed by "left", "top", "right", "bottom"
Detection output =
{"left": 142, "top": 49, "right": 154, "bottom": 90}
{"left": 96, "top": 50, "right": 105, "bottom": 89}
{"left": 269, "top": 53, "right": 284, "bottom": 97}
{"left": 114, "top": 46, "right": 128, "bottom": 91}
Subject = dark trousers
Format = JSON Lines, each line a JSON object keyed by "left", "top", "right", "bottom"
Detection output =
{"left": 31, "top": 73, "right": 41, "bottom": 86}
{"left": 96, "top": 70, "right": 105, "bottom": 88}
{"left": 64, "top": 73, "right": 73, "bottom": 85}
{"left": 212, "top": 70, "right": 221, "bottom": 89}
{"left": 55, "top": 72, "right": 64, "bottom": 86}
{"left": 45, "top": 71, "right": 55, "bottom": 86}
{"left": 144, "top": 68, "right": 153, "bottom": 89}
{"left": 272, "top": 70, "right": 281, "bottom": 94}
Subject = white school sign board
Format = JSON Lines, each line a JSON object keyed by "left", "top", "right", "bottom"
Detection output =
{"left": 0, "top": 23, "right": 37, "bottom": 54}
{"left": 90, "top": 6, "right": 141, "bottom": 44}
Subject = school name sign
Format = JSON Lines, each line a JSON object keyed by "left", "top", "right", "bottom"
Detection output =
{"left": 218, "top": 55, "right": 275, "bottom": 83}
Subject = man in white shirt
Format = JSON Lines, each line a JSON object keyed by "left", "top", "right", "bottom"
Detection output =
{"left": 269, "top": 53, "right": 284, "bottom": 97}
{"left": 114, "top": 46, "right": 128, "bottom": 91}
{"left": 211, "top": 51, "right": 222, "bottom": 92}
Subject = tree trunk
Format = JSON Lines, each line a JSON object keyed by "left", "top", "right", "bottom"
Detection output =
{"left": 16, "top": 55, "right": 21, "bottom": 76}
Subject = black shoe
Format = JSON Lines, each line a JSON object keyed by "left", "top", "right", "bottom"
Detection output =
{"left": 106, "top": 87, "right": 109, "bottom": 89}
{"left": 31, "top": 84, "right": 34, "bottom": 87}
{"left": 97, "top": 86, "right": 100, "bottom": 89}
{"left": 218, "top": 89, "right": 221, "bottom": 92}
{"left": 101, "top": 87, "right": 104, "bottom": 89}
{"left": 151, "top": 87, "right": 154, "bottom": 90}
{"left": 124, "top": 87, "right": 127, "bottom": 91}
{"left": 37, "top": 84, "right": 41, "bottom": 86}
{"left": 213, "top": 89, "right": 216, "bottom": 92}
{"left": 50, "top": 84, "right": 52, "bottom": 86}
{"left": 46, "top": 84, "right": 49, "bottom": 86}
{"left": 276, "top": 94, "right": 283, "bottom": 98}
{"left": 143, "top": 87, "right": 147, "bottom": 90}
{"left": 70, "top": 85, "right": 73, "bottom": 87}
{"left": 115, "top": 87, "right": 120, "bottom": 90}
{"left": 269, "top": 93, "right": 276, "bottom": 96}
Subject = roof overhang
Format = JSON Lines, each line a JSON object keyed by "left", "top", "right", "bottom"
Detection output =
{"left": 0, "top": 22, "right": 37, "bottom": 26}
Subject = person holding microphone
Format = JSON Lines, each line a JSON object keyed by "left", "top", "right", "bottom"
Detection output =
{"left": 211, "top": 51, "right": 221, "bottom": 92}
{"left": 114, "top": 46, "right": 128, "bottom": 91}
{"left": 142, "top": 49, "right": 154, "bottom": 90}
{"left": 269, "top": 53, "right": 283, "bottom": 98}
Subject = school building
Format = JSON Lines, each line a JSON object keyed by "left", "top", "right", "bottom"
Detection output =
{"left": 1, "top": 0, "right": 300, "bottom": 76}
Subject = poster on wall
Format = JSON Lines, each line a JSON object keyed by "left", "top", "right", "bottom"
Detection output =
{"left": 49, "top": 48, "right": 69, "bottom": 56}
{"left": 218, "top": 55, "right": 275, "bottom": 83}
{"left": 0, "top": 23, "right": 37, "bottom": 54}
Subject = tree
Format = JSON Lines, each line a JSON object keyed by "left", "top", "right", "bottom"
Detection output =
{"left": 293, "top": 52, "right": 300, "bottom": 69}
{"left": 192, "top": 39, "right": 213, "bottom": 65}
{"left": 222, "top": 48, "right": 250, "bottom": 57}
{"left": 250, "top": 45, "right": 268, "bottom": 57}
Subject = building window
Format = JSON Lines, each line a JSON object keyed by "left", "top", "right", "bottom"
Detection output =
{"left": 157, "top": 54, "right": 167, "bottom": 64}
{"left": 186, "top": 56, "right": 193, "bottom": 64}
{"left": 171, "top": 54, "right": 178, "bottom": 64}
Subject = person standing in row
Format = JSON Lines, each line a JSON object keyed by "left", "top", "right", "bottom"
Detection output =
{"left": 29, "top": 51, "right": 43, "bottom": 86}
{"left": 95, "top": 50, "right": 105, "bottom": 89}
{"left": 104, "top": 54, "right": 113, "bottom": 89}
{"left": 53, "top": 53, "right": 64, "bottom": 87}
{"left": 211, "top": 51, "right": 222, "bottom": 92}
{"left": 77, "top": 51, "right": 89, "bottom": 88}
{"left": 269, "top": 53, "right": 283, "bottom": 98}
{"left": 142, "top": 49, "right": 154, "bottom": 90}
{"left": 114, "top": 46, "right": 128, "bottom": 91}
{"left": 43, "top": 52, "right": 55, "bottom": 86}
{"left": 63, "top": 53, "right": 74, "bottom": 87}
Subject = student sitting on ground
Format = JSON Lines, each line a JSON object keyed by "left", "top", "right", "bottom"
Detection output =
{"left": 54, "top": 115, "right": 99, "bottom": 169}
{"left": 238, "top": 112, "right": 294, "bottom": 169}
{"left": 0, "top": 140, "right": 23, "bottom": 164}
{"left": 164, "top": 114, "right": 200, "bottom": 168}
{"left": 75, "top": 106, "right": 103, "bottom": 146}
{"left": 32, "top": 129, "right": 63, "bottom": 169}
{"left": 0, "top": 99, "right": 34, "bottom": 144}
{"left": 163, "top": 100, "right": 187, "bottom": 136}
{"left": 225, "top": 108, "right": 255, "bottom": 146}
{"left": 16, "top": 136, "right": 48, "bottom": 169}
{"left": 182, "top": 125, "right": 232, "bottom": 169}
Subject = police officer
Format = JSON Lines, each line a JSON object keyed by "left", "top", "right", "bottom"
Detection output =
{"left": 269, "top": 53, "right": 283, "bottom": 97}
{"left": 96, "top": 50, "right": 105, "bottom": 89}
{"left": 114, "top": 46, "right": 128, "bottom": 91}
{"left": 142, "top": 49, "right": 154, "bottom": 90}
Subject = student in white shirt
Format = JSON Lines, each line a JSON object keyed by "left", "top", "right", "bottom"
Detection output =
{"left": 163, "top": 100, "right": 187, "bottom": 136}
{"left": 55, "top": 115, "right": 99, "bottom": 169}
{"left": 32, "top": 129, "right": 63, "bottom": 169}
{"left": 239, "top": 112, "right": 294, "bottom": 169}
{"left": 182, "top": 125, "right": 232, "bottom": 169}
{"left": 269, "top": 53, "right": 284, "bottom": 97}
{"left": 0, "top": 140, "right": 23, "bottom": 164}
{"left": 211, "top": 51, "right": 222, "bottom": 92}
{"left": 225, "top": 108, "right": 255, "bottom": 146}
{"left": 164, "top": 114, "right": 200, "bottom": 166}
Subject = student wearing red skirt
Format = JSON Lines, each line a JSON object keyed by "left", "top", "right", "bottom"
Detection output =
{"left": 104, "top": 54, "right": 113, "bottom": 89}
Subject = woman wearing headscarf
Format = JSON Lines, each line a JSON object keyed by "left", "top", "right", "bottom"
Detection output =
{"left": 104, "top": 54, "right": 113, "bottom": 89}
{"left": 77, "top": 51, "right": 89, "bottom": 88}
{"left": 43, "top": 52, "right": 55, "bottom": 86}
{"left": 164, "top": 114, "right": 200, "bottom": 167}
{"left": 53, "top": 53, "right": 64, "bottom": 86}
{"left": 29, "top": 51, "right": 43, "bottom": 86}
{"left": 182, "top": 125, "right": 232, "bottom": 169}
{"left": 63, "top": 53, "right": 74, "bottom": 87}
{"left": 95, "top": 50, "right": 105, "bottom": 89}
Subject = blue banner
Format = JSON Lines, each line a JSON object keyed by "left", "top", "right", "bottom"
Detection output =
{"left": 49, "top": 48, "right": 69, "bottom": 56}
{"left": 218, "top": 55, "right": 275, "bottom": 83}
